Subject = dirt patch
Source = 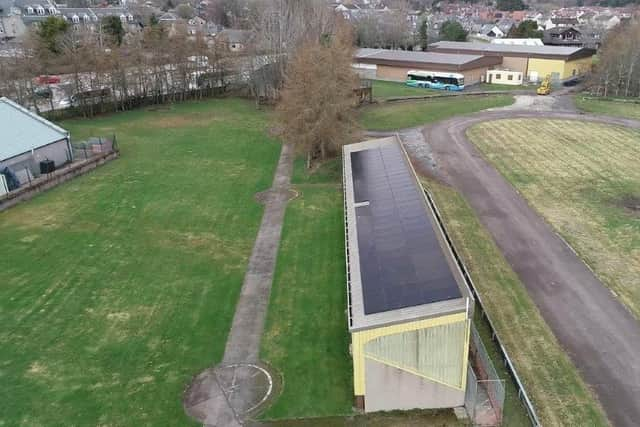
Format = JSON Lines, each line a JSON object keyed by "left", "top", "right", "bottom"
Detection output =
{"left": 617, "top": 195, "right": 640, "bottom": 216}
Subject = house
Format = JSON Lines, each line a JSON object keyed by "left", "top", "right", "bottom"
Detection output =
{"left": 430, "top": 41, "right": 595, "bottom": 83}
{"left": 0, "top": 97, "right": 72, "bottom": 187}
{"left": 187, "top": 15, "right": 206, "bottom": 35}
{"left": 543, "top": 27, "right": 583, "bottom": 46}
{"left": 217, "top": 29, "right": 250, "bottom": 52}
{"left": 343, "top": 136, "right": 474, "bottom": 412}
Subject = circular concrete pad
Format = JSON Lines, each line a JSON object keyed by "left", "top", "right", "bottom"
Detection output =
{"left": 184, "top": 363, "right": 273, "bottom": 425}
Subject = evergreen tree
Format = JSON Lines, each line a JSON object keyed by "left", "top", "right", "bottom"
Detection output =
{"left": 419, "top": 18, "right": 428, "bottom": 50}
{"left": 439, "top": 20, "right": 467, "bottom": 41}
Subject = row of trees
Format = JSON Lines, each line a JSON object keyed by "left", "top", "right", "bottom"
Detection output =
{"left": 0, "top": 18, "right": 235, "bottom": 117}
{"left": 0, "top": 0, "right": 361, "bottom": 167}
{"left": 588, "top": 19, "right": 640, "bottom": 97}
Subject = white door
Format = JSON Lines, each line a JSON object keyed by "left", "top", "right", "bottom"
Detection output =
{"left": 529, "top": 71, "right": 539, "bottom": 83}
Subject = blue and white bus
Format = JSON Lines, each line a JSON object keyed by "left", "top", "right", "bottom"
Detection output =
{"left": 406, "top": 70, "right": 465, "bottom": 91}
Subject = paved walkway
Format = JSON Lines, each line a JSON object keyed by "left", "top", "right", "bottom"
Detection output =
{"left": 417, "top": 110, "right": 640, "bottom": 427}
{"left": 184, "top": 143, "right": 295, "bottom": 427}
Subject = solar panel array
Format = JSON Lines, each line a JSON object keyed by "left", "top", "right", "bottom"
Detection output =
{"left": 350, "top": 143, "right": 462, "bottom": 315}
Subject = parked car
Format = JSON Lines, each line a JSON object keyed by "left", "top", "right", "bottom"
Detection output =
{"left": 59, "top": 87, "right": 112, "bottom": 108}
{"left": 35, "top": 75, "right": 61, "bottom": 85}
{"left": 33, "top": 86, "right": 53, "bottom": 99}
{"left": 562, "top": 77, "right": 582, "bottom": 87}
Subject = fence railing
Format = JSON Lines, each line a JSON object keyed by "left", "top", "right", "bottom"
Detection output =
{"left": 422, "top": 188, "right": 542, "bottom": 427}
{"left": 471, "top": 324, "right": 506, "bottom": 424}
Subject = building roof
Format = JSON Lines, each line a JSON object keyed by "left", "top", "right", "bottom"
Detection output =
{"left": 354, "top": 48, "right": 502, "bottom": 71}
{"left": 429, "top": 40, "right": 595, "bottom": 60}
{"left": 343, "top": 137, "right": 472, "bottom": 331}
{"left": 0, "top": 97, "right": 68, "bottom": 161}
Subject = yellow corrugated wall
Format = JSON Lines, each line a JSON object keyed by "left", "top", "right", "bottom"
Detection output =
{"left": 364, "top": 320, "right": 469, "bottom": 389}
{"left": 527, "top": 58, "right": 566, "bottom": 80}
{"left": 351, "top": 312, "right": 469, "bottom": 395}
{"left": 562, "top": 56, "right": 594, "bottom": 79}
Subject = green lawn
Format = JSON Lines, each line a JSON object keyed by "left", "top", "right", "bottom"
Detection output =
{"left": 424, "top": 178, "right": 607, "bottom": 427}
{"left": 260, "top": 162, "right": 352, "bottom": 420}
{"left": 0, "top": 99, "right": 281, "bottom": 426}
{"left": 371, "top": 79, "right": 438, "bottom": 99}
{"left": 468, "top": 119, "right": 640, "bottom": 321}
{"left": 575, "top": 96, "right": 640, "bottom": 120}
{"left": 359, "top": 95, "right": 513, "bottom": 131}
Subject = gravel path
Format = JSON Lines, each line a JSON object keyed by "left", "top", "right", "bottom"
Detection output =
{"left": 416, "top": 110, "right": 640, "bottom": 427}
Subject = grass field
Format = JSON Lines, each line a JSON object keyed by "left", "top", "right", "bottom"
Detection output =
{"left": 424, "top": 178, "right": 608, "bottom": 427}
{"left": 0, "top": 99, "right": 281, "bottom": 426}
{"left": 575, "top": 97, "right": 640, "bottom": 120}
{"left": 359, "top": 95, "right": 513, "bottom": 131}
{"left": 467, "top": 119, "right": 640, "bottom": 320}
{"left": 371, "top": 79, "right": 438, "bottom": 99}
{"left": 260, "top": 160, "right": 352, "bottom": 420}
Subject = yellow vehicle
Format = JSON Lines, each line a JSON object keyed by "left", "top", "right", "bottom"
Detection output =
{"left": 537, "top": 75, "right": 552, "bottom": 95}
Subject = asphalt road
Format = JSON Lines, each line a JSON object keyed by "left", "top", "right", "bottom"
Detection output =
{"left": 421, "top": 111, "right": 640, "bottom": 427}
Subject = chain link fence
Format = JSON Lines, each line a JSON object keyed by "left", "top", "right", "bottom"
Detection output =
{"left": 465, "top": 324, "right": 506, "bottom": 426}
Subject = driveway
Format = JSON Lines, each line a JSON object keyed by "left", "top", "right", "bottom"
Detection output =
{"left": 418, "top": 110, "right": 640, "bottom": 427}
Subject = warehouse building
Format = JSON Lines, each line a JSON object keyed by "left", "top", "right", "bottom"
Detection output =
{"left": 343, "top": 137, "right": 474, "bottom": 412}
{"left": 353, "top": 48, "right": 502, "bottom": 85}
{"left": 0, "top": 97, "right": 72, "bottom": 186}
{"left": 429, "top": 41, "right": 595, "bottom": 83}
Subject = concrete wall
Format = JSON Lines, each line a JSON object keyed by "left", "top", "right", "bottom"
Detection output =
{"left": 364, "top": 358, "right": 465, "bottom": 411}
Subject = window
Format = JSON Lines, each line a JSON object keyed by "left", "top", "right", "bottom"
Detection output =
{"left": 518, "top": 74, "right": 522, "bottom": 80}
{"left": 495, "top": 73, "right": 501, "bottom": 80}
{"left": 36, "top": 6, "right": 44, "bottom": 15}
{"left": 507, "top": 74, "right": 513, "bottom": 81}
{"left": 27, "top": 6, "right": 33, "bottom": 14}
{"left": 72, "top": 14, "right": 79, "bottom": 23}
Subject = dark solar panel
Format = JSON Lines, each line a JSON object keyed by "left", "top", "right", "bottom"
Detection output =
{"left": 351, "top": 143, "right": 462, "bottom": 314}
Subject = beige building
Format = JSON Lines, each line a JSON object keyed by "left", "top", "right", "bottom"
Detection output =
{"left": 430, "top": 41, "right": 595, "bottom": 83}
{"left": 486, "top": 69, "right": 523, "bottom": 85}
{"left": 343, "top": 136, "right": 474, "bottom": 412}
{"left": 353, "top": 48, "right": 502, "bottom": 86}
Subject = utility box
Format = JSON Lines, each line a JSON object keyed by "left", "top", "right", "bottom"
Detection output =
{"left": 40, "top": 160, "right": 55, "bottom": 174}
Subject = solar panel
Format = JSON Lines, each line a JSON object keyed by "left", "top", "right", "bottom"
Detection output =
{"left": 350, "top": 143, "right": 462, "bottom": 315}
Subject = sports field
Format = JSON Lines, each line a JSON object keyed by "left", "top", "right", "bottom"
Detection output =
{"left": 359, "top": 95, "right": 513, "bottom": 130}
{"left": 424, "top": 178, "right": 607, "bottom": 427}
{"left": 0, "top": 99, "right": 281, "bottom": 425}
{"left": 467, "top": 119, "right": 640, "bottom": 320}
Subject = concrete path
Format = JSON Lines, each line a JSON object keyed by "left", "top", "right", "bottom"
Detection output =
{"left": 417, "top": 111, "right": 640, "bottom": 427}
{"left": 184, "top": 143, "right": 295, "bottom": 427}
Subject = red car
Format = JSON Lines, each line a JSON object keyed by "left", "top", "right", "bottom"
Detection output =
{"left": 35, "top": 75, "right": 61, "bottom": 85}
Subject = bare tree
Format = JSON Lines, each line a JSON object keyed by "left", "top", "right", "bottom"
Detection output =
{"left": 277, "top": 23, "right": 360, "bottom": 167}
{"left": 589, "top": 19, "right": 640, "bottom": 98}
